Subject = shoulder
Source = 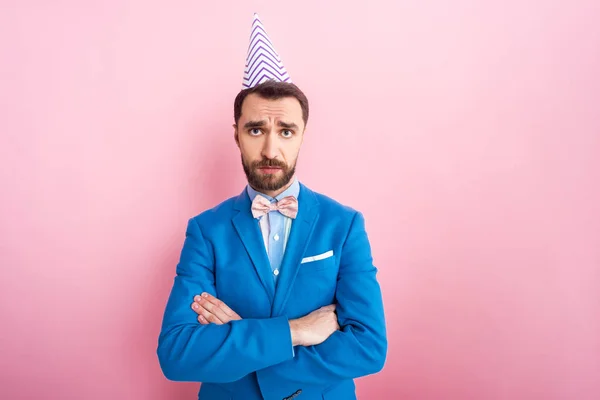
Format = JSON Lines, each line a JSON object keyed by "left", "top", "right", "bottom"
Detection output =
{"left": 302, "top": 183, "right": 363, "bottom": 223}
{"left": 188, "top": 192, "right": 240, "bottom": 227}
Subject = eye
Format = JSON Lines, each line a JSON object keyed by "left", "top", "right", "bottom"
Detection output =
{"left": 281, "top": 130, "right": 293, "bottom": 138}
{"left": 249, "top": 128, "right": 262, "bottom": 136}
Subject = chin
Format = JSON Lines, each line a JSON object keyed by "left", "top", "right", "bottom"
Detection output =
{"left": 259, "top": 176, "right": 279, "bottom": 185}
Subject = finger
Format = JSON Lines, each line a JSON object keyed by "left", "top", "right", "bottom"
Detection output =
{"left": 197, "top": 314, "right": 209, "bottom": 325}
{"left": 191, "top": 301, "right": 203, "bottom": 315}
{"left": 195, "top": 300, "right": 226, "bottom": 324}
{"left": 191, "top": 299, "right": 223, "bottom": 322}
{"left": 191, "top": 295, "right": 224, "bottom": 324}
{"left": 194, "top": 295, "right": 232, "bottom": 323}
{"left": 195, "top": 293, "right": 241, "bottom": 321}
{"left": 199, "top": 293, "right": 241, "bottom": 319}
{"left": 194, "top": 304, "right": 223, "bottom": 325}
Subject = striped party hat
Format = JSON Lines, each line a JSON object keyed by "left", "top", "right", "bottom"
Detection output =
{"left": 242, "top": 13, "right": 292, "bottom": 89}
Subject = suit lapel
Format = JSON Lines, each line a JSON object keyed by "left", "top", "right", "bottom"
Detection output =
{"left": 232, "top": 190, "right": 275, "bottom": 304}
{"left": 271, "top": 184, "right": 320, "bottom": 317}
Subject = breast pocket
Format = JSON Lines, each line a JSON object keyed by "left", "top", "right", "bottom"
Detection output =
{"left": 298, "top": 250, "right": 336, "bottom": 273}
{"left": 288, "top": 249, "right": 338, "bottom": 315}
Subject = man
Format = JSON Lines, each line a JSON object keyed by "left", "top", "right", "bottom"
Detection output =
{"left": 157, "top": 14, "right": 387, "bottom": 400}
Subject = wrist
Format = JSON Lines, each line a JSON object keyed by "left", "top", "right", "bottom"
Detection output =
{"left": 288, "top": 319, "right": 303, "bottom": 346}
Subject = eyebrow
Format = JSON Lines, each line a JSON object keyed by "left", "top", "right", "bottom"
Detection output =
{"left": 243, "top": 120, "right": 266, "bottom": 129}
{"left": 277, "top": 121, "right": 299, "bottom": 130}
{"left": 243, "top": 120, "right": 299, "bottom": 130}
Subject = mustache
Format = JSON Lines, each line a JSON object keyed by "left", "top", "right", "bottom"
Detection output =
{"left": 252, "top": 158, "right": 287, "bottom": 169}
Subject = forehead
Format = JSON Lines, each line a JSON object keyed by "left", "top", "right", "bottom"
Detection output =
{"left": 240, "top": 94, "right": 303, "bottom": 125}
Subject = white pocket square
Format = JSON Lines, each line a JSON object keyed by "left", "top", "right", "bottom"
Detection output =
{"left": 301, "top": 250, "right": 334, "bottom": 264}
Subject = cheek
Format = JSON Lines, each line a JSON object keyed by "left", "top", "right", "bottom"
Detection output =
{"left": 239, "top": 139, "right": 261, "bottom": 158}
{"left": 283, "top": 143, "right": 301, "bottom": 162}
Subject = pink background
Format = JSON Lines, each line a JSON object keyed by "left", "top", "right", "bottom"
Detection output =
{"left": 1, "top": 1, "right": 599, "bottom": 399}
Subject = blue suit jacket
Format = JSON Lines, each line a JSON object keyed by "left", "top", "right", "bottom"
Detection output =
{"left": 157, "top": 183, "right": 387, "bottom": 400}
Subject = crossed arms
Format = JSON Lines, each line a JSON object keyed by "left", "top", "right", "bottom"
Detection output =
{"left": 157, "top": 211, "right": 387, "bottom": 385}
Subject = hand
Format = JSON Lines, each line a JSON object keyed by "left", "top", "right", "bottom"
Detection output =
{"left": 191, "top": 292, "right": 242, "bottom": 325}
{"left": 289, "top": 304, "right": 340, "bottom": 347}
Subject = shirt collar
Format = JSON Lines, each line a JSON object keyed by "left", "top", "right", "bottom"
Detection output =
{"left": 246, "top": 177, "right": 300, "bottom": 203}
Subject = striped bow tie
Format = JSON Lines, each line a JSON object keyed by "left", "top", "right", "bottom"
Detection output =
{"left": 251, "top": 195, "right": 298, "bottom": 219}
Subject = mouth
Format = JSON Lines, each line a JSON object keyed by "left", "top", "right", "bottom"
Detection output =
{"left": 257, "top": 167, "right": 282, "bottom": 174}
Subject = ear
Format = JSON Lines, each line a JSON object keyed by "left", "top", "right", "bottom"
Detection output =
{"left": 233, "top": 124, "right": 240, "bottom": 147}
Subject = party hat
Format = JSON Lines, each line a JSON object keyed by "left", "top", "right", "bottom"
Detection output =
{"left": 242, "top": 13, "right": 292, "bottom": 89}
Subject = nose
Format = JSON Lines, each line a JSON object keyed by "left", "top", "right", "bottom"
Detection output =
{"left": 261, "top": 131, "right": 279, "bottom": 160}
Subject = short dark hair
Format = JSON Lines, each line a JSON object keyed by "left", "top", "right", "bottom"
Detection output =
{"left": 233, "top": 80, "right": 309, "bottom": 128}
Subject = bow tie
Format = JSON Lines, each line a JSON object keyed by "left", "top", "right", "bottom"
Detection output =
{"left": 251, "top": 195, "right": 298, "bottom": 219}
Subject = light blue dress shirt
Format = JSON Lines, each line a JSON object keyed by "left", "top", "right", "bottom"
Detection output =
{"left": 246, "top": 178, "right": 300, "bottom": 285}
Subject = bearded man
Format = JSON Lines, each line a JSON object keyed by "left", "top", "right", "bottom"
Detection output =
{"left": 157, "top": 14, "right": 387, "bottom": 400}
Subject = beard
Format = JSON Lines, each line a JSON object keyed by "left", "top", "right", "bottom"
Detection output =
{"left": 242, "top": 155, "right": 296, "bottom": 192}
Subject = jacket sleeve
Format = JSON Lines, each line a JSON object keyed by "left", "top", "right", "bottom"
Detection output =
{"left": 256, "top": 211, "right": 388, "bottom": 387}
{"left": 157, "top": 217, "right": 294, "bottom": 383}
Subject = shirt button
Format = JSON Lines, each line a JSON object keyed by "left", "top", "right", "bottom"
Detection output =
{"left": 274, "top": 269, "right": 279, "bottom": 276}
{"left": 274, "top": 234, "right": 280, "bottom": 241}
